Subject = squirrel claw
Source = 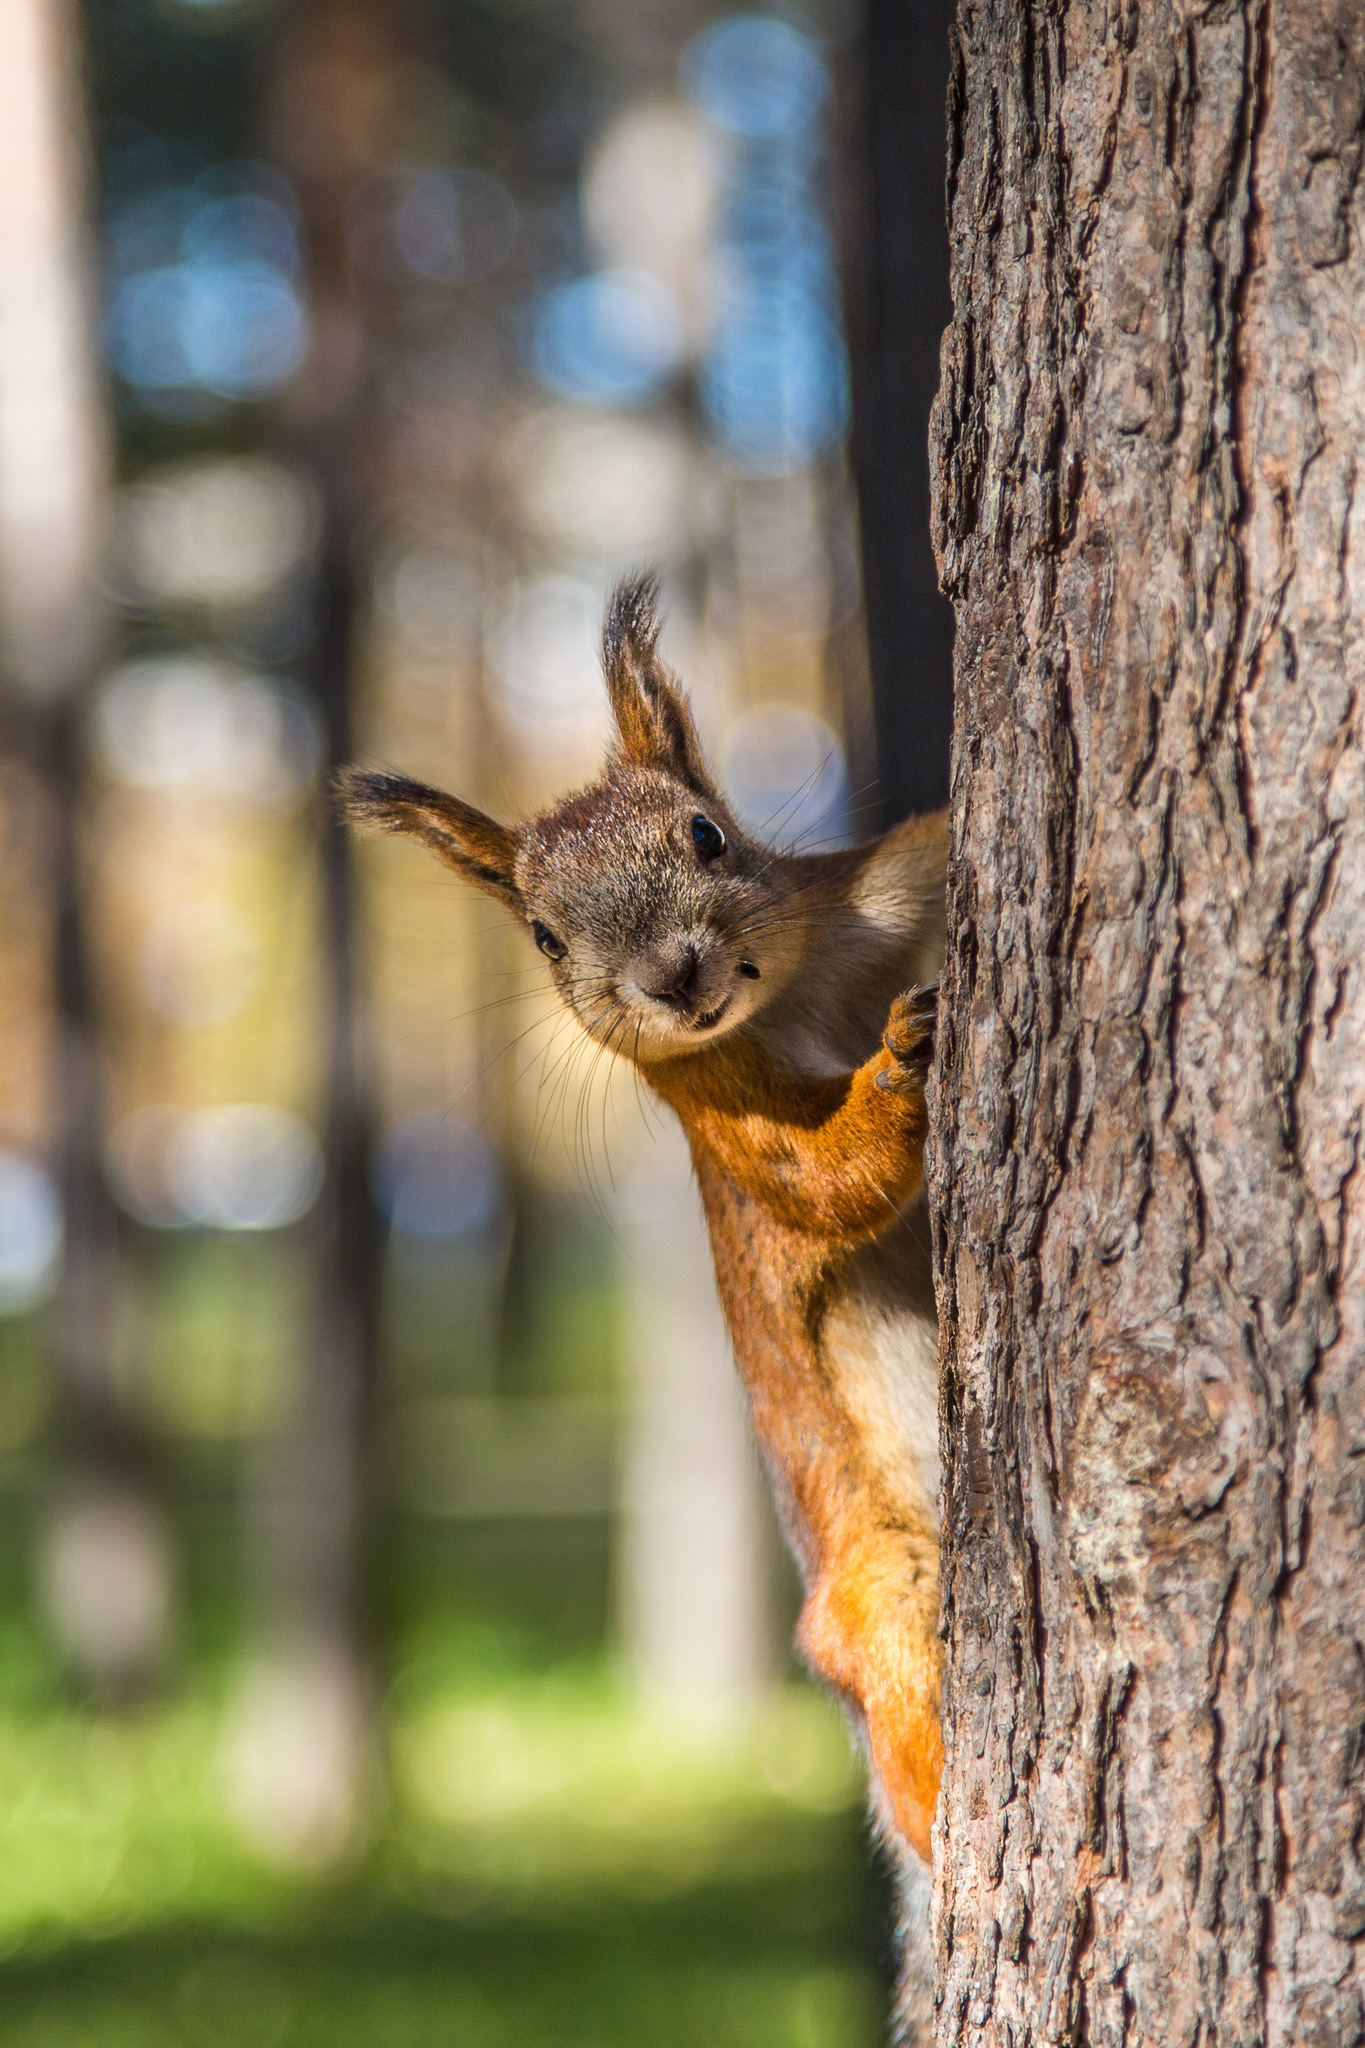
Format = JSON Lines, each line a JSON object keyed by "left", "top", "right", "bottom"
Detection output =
{"left": 877, "top": 986, "right": 938, "bottom": 1093}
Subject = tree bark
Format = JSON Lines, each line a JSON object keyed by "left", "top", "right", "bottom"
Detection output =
{"left": 928, "top": 3, "right": 1365, "bottom": 2043}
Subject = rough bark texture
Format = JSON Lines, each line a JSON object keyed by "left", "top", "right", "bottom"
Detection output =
{"left": 927, "top": 2, "right": 1365, "bottom": 2043}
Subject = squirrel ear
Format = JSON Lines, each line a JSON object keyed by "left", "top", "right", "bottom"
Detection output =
{"left": 338, "top": 769, "right": 524, "bottom": 910}
{"left": 602, "top": 572, "right": 714, "bottom": 790}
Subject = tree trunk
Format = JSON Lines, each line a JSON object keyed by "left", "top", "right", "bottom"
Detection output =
{"left": 224, "top": 0, "right": 396, "bottom": 1865}
{"left": 928, "top": 3, "right": 1365, "bottom": 2043}
{"left": 845, "top": 0, "right": 959, "bottom": 826}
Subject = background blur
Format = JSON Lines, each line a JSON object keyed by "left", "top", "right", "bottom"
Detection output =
{"left": 0, "top": 0, "right": 952, "bottom": 2042}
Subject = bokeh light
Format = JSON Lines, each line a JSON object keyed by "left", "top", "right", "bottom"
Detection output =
{"left": 374, "top": 1116, "right": 505, "bottom": 1245}
{"left": 104, "top": 161, "right": 307, "bottom": 409}
{"left": 107, "top": 1103, "right": 324, "bottom": 1231}
{"left": 500, "top": 407, "right": 702, "bottom": 561}
{"left": 581, "top": 103, "right": 719, "bottom": 344}
{"left": 0, "top": 1153, "right": 62, "bottom": 1314}
{"left": 685, "top": 19, "right": 850, "bottom": 475}
{"left": 723, "top": 705, "right": 851, "bottom": 851}
{"left": 681, "top": 16, "right": 831, "bottom": 141}
{"left": 95, "top": 659, "right": 320, "bottom": 804}
{"left": 116, "top": 460, "right": 318, "bottom": 610}
{"left": 396, "top": 168, "right": 518, "bottom": 283}
{"left": 484, "top": 575, "right": 615, "bottom": 755}
{"left": 529, "top": 268, "right": 688, "bottom": 407}
{"left": 0, "top": 1, "right": 895, "bottom": 2039}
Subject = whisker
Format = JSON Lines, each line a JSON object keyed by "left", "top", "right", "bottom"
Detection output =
{"left": 749, "top": 749, "right": 837, "bottom": 843}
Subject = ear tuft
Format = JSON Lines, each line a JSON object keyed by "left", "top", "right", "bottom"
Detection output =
{"left": 601, "top": 571, "right": 715, "bottom": 791}
{"left": 335, "top": 767, "right": 419, "bottom": 832}
{"left": 337, "top": 767, "right": 523, "bottom": 910}
{"left": 602, "top": 569, "right": 664, "bottom": 687}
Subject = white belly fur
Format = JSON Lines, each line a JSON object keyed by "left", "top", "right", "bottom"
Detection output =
{"left": 820, "top": 1289, "right": 941, "bottom": 1530}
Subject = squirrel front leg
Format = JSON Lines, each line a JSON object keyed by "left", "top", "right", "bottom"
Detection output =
{"left": 692, "top": 988, "right": 937, "bottom": 1240}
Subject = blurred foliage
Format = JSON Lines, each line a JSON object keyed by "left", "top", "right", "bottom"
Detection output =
{"left": 0, "top": 1643, "right": 886, "bottom": 2047}
{"left": 6, "top": 1, "right": 898, "bottom": 2038}
{"left": 498, "top": 1197, "right": 621, "bottom": 1400}
{"left": 130, "top": 1235, "right": 310, "bottom": 1443}
{"left": 0, "top": 1319, "right": 48, "bottom": 1458}
{"left": 0, "top": 1381, "right": 850, "bottom": 2038}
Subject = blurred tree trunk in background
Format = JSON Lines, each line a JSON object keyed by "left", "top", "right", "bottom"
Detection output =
{"left": 222, "top": 0, "right": 398, "bottom": 1865}
{"left": 617, "top": 1126, "right": 775, "bottom": 1712}
{"left": 845, "top": 0, "right": 956, "bottom": 826}
{"left": 0, "top": 0, "right": 175, "bottom": 1696}
{"left": 928, "top": 2, "right": 1365, "bottom": 2040}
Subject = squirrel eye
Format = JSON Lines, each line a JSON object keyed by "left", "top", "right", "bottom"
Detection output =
{"left": 532, "top": 920, "right": 566, "bottom": 962}
{"left": 691, "top": 814, "right": 726, "bottom": 862}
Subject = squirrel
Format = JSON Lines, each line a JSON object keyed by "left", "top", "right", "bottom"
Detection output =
{"left": 342, "top": 572, "right": 948, "bottom": 1871}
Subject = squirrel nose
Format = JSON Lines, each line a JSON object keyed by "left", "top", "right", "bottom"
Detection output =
{"left": 641, "top": 941, "right": 701, "bottom": 1007}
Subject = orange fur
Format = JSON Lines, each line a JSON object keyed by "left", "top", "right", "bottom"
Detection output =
{"left": 342, "top": 574, "right": 949, "bottom": 1871}
{"left": 650, "top": 996, "right": 929, "bottom": 1238}
{"left": 688, "top": 1020, "right": 944, "bottom": 1863}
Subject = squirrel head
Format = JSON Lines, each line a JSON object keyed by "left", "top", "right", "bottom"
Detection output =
{"left": 340, "top": 572, "right": 808, "bottom": 1065}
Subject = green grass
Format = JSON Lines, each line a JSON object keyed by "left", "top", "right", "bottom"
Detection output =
{"left": 0, "top": 1210, "right": 884, "bottom": 2047}
{"left": 0, "top": 1906, "right": 881, "bottom": 2048}
{"left": 0, "top": 1678, "right": 889, "bottom": 2047}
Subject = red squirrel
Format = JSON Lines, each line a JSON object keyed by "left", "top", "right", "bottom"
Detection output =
{"left": 342, "top": 573, "right": 948, "bottom": 1868}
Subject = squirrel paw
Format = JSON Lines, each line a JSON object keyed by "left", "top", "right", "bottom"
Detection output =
{"left": 876, "top": 986, "right": 938, "bottom": 1095}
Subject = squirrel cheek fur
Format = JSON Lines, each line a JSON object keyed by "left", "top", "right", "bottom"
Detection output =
{"left": 341, "top": 571, "right": 949, "bottom": 1870}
